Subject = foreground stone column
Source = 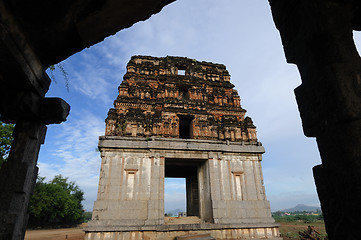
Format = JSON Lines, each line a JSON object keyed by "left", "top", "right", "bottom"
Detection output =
{"left": 0, "top": 122, "right": 46, "bottom": 240}
{"left": 269, "top": 1, "right": 361, "bottom": 239}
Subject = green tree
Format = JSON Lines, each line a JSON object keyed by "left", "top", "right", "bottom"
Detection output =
{"left": 0, "top": 121, "right": 15, "bottom": 167}
{"left": 28, "top": 175, "right": 85, "bottom": 227}
{"left": 83, "top": 212, "right": 93, "bottom": 222}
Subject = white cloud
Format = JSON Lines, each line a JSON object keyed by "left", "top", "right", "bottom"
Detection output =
{"left": 37, "top": 162, "right": 61, "bottom": 179}
{"left": 165, "top": 179, "right": 186, "bottom": 192}
{"left": 56, "top": 50, "right": 121, "bottom": 106}
{"left": 164, "top": 192, "right": 186, "bottom": 213}
{"left": 38, "top": 111, "right": 104, "bottom": 211}
{"left": 164, "top": 178, "right": 186, "bottom": 212}
{"left": 39, "top": 0, "right": 332, "bottom": 212}
{"left": 72, "top": 71, "right": 112, "bottom": 104}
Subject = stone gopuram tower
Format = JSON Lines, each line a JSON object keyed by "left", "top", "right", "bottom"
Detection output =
{"left": 85, "top": 56, "right": 281, "bottom": 240}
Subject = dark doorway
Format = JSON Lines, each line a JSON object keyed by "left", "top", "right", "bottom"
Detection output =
{"left": 165, "top": 159, "right": 203, "bottom": 217}
{"left": 178, "top": 115, "right": 194, "bottom": 139}
{"left": 178, "top": 86, "right": 189, "bottom": 99}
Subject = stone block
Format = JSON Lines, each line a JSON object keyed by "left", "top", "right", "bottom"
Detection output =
{"left": 212, "top": 200, "right": 226, "bottom": 209}
{"left": 175, "top": 233, "right": 215, "bottom": 240}
{"left": 217, "top": 208, "right": 227, "bottom": 218}
{"left": 147, "top": 209, "right": 159, "bottom": 219}
{"left": 147, "top": 200, "right": 160, "bottom": 210}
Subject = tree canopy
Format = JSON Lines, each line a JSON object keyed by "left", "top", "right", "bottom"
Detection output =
{"left": 0, "top": 121, "right": 15, "bottom": 167}
{"left": 28, "top": 175, "right": 85, "bottom": 227}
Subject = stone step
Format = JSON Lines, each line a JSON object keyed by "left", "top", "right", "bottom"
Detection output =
{"left": 164, "top": 216, "right": 202, "bottom": 225}
{"left": 175, "top": 233, "right": 216, "bottom": 240}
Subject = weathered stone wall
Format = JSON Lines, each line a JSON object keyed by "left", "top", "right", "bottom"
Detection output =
{"left": 208, "top": 153, "right": 273, "bottom": 225}
{"left": 105, "top": 56, "right": 257, "bottom": 142}
{"left": 86, "top": 137, "right": 277, "bottom": 234}
{"left": 92, "top": 147, "right": 164, "bottom": 227}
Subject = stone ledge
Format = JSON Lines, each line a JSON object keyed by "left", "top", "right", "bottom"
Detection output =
{"left": 85, "top": 222, "right": 280, "bottom": 232}
{"left": 84, "top": 227, "right": 283, "bottom": 240}
{"left": 98, "top": 136, "right": 265, "bottom": 154}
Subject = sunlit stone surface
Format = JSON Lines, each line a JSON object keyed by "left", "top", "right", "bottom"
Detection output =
{"left": 85, "top": 56, "right": 281, "bottom": 240}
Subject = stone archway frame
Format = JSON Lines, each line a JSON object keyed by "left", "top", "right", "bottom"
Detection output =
{"left": 1, "top": 0, "right": 361, "bottom": 239}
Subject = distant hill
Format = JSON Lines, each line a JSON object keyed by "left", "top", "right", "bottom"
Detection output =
{"left": 281, "top": 204, "right": 321, "bottom": 212}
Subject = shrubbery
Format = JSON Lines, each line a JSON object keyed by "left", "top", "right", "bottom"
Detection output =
{"left": 28, "top": 175, "right": 85, "bottom": 228}
{"left": 0, "top": 121, "right": 14, "bottom": 168}
{"left": 273, "top": 212, "right": 324, "bottom": 223}
{"left": 83, "top": 212, "right": 93, "bottom": 222}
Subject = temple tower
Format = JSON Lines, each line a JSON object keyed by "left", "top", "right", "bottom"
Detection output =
{"left": 85, "top": 56, "right": 281, "bottom": 240}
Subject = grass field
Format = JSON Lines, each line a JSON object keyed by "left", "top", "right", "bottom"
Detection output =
{"left": 279, "top": 220, "right": 327, "bottom": 239}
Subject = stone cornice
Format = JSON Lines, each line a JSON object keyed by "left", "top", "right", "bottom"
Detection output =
{"left": 98, "top": 136, "right": 265, "bottom": 154}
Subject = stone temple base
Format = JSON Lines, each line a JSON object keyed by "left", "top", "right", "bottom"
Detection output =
{"left": 87, "top": 137, "right": 282, "bottom": 239}
{"left": 84, "top": 223, "right": 282, "bottom": 240}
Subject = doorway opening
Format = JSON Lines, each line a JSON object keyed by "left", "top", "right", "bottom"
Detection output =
{"left": 165, "top": 159, "right": 199, "bottom": 216}
{"left": 178, "top": 69, "right": 186, "bottom": 75}
{"left": 164, "top": 177, "right": 186, "bottom": 217}
{"left": 178, "top": 115, "right": 194, "bottom": 139}
{"left": 165, "top": 158, "right": 213, "bottom": 223}
{"left": 178, "top": 85, "right": 189, "bottom": 99}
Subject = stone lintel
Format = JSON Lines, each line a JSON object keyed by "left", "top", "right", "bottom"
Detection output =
{"left": 98, "top": 136, "right": 265, "bottom": 154}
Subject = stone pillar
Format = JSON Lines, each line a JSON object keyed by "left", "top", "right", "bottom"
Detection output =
{"left": 146, "top": 154, "right": 165, "bottom": 225}
{"left": 186, "top": 168, "right": 199, "bottom": 216}
{"left": 269, "top": 1, "right": 361, "bottom": 238}
{"left": 0, "top": 122, "right": 46, "bottom": 240}
{"left": 198, "top": 160, "right": 213, "bottom": 223}
{"left": 313, "top": 120, "right": 361, "bottom": 239}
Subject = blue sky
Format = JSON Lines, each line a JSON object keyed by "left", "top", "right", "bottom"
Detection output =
{"left": 37, "top": 0, "right": 361, "bottom": 212}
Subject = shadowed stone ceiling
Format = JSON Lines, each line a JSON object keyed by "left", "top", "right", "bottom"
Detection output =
{"left": 6, "top": 0, "right": 175, "bottom": 67}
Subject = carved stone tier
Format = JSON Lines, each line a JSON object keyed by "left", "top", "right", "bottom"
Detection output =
{"left": 105, "top": 56, "right": 257, "bottom": 142}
